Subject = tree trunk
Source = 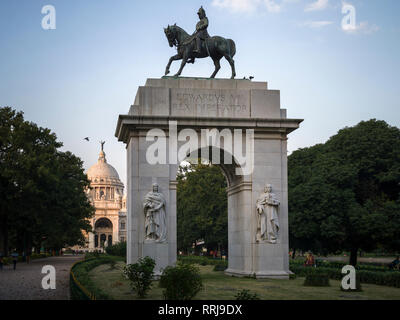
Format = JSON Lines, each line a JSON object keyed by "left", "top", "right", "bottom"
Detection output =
{"left": 350, "top": 247, "right": 358, "bottom": 266}
{"left": 0, "top": 215, "right": 8, "bottom": 256}
{"left": 0, "top": 227, "right": 4, "bottom": 255}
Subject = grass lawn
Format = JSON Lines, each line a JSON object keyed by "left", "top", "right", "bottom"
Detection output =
{"left": 88, "top": 262, "right": 400, "bottom": 300}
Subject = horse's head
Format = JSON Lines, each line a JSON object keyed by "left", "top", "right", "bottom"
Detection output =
{"left": 164, "top": 24, "right": 178, "bottom": 47}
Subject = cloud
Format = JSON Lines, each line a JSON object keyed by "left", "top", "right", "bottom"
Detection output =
{"left": 211, "top": 0, "right": 294, "bottom": 13}
{"left": 211, "top": 0, "right": 260, "bottom": 13}
{"left": 342, "top": 21, "right": 380, "bottom": 35}
{"left": 264, "top": 0, "right": 282, "bottom": 13}
{"left": 304, "top": 0, "right": 329, "bottom": 12}
{"left": 341, "top": 2, "right": 379, "bottom": 35}
{"left": 301, "top": 20, "right": 333, "bottom": 28}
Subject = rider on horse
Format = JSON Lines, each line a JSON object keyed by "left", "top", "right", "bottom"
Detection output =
{"left": 192, "top": 6, "right": 210, "bottom": 53}
{"left": 163, "top": 6, "right": 236, "bottom": 78}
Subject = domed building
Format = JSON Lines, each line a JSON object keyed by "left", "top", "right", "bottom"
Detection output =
{"left": 83, "top": 144, "right": 127, "bottom": 251}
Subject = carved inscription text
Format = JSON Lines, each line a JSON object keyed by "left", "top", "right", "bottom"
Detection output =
{"left": 171, "top": 90, "right": 249, "bottom": 116}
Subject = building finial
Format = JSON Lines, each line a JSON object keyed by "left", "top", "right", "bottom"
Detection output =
{"left": 98, "top": 140, "right": 107, "bottom": 162}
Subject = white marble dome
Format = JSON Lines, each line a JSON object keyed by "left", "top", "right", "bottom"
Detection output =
{"left": 87, "top": 150, "right": 120, "bottom": 181}
{"left": 86, "top": 147, "right": 124, "bottom": 203}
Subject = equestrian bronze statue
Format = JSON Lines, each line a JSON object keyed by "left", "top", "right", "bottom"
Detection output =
{"left": 164, "top": 6, "right": 236, "bottom": 79}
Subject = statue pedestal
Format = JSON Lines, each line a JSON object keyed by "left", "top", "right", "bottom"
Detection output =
{"left": 116, "top": 77, "right": 302, "bottom": 279}
{"left": 142, "top": 241, "right": 170, "bottom": 276}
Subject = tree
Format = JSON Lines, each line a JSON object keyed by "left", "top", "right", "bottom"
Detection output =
{"left": 0, "top": 107, "right": 94, "bottom": 255}
{"left": 177, "top": 162, "right": 227, "bottom": 253}
{"left": 289, "top": 120, "right": 400, "bottom": 265}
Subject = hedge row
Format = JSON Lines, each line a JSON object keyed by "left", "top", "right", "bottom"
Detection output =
{"left": 290, "top": 265, "right": 400, "bottom": 288}
{"left": 304, "top": 273, "right": 330, "bottom": 287}
{"left": 70, "top": 256, "right": 124, "bottom": 300}
{"left": 290, "top": 259, "right": 391, "bottom": 272}
{"left": 1, "top": 252, "right": 52, "bottom": 264}
{"left": 105, "top": 241, "right": 127, "bottom": 257}
{"left": 178, "top": 255, "right": 228, "bottom": 267}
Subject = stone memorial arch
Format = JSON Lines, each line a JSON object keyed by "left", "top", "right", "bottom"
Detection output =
{"left": 115, "top": 77, "right": 302, "bottom": 278}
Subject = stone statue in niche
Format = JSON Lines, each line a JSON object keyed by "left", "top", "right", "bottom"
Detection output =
{"left": 256, "top": 184, "right": 280, "bottom": 243}
{"left": 143, "top": 184, "right": 167, "bottom": 242}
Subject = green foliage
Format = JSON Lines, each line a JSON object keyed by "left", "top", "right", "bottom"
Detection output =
{"left": 235, "top": 289, "right": 260, "bottom": 300}
{"left": 159, "top": 262, "right": 203, "bottom": 300}
{"left": 289, "top": 120, "right": 400, "bottom": 264}
{"left": 123, "top": 256, "right": 156, "bottom": 298}
{"left": 178, "top": 255, "right": 228, "bottom": 266}
{"left": 213, "top": 263, "right": 228, "bottom": 271}
{"left": 1, "top": 257, "right": 10, "bottom": 265}
{"left": 290, "top": 264, "right": 400, "bottom": 288}
{"left": 85, "top": 251, "right": 102, "bottom": 259}
{"left": 105, "top": 241, "right": 126, "bottom": 257}
{"left": 290, "top": 258, "right": 392, "bottom": 272}
{"left": 289, "top": 273, "right": 297, "bottom": 280}
{"left": 31, "top": 253, "right": 52, "bottom": 260}
{"left": 70, "top": 256, "right": 123, "bottom": 300}
{"left": 304, "top": 273, "right": 330, "bottom": 287}
{"left": 0, "top": 107, "right": 94, "bottom": 255}
{"left": 109, "top": 260, "right": 117, "bottom": 270}
{"left": 177, "top": 162, "right": 227, "bottom": 252}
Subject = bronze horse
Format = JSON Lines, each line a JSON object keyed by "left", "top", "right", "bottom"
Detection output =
{"left": 164, "top": 24, "right": 236, "bottom": 79}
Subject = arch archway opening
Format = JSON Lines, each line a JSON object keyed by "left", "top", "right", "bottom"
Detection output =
{"left": 176, "top": 146, "right": 245, "bottom": 262}
{"left": 94, "top": 218, "right": 113, "bottom": 248}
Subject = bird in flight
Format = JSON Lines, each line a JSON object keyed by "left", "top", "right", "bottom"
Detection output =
{"left": 84, "top": 137, "right": 90, "bottom": 141}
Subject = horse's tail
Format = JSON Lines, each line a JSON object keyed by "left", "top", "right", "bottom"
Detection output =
{"left": 228, "top": 39, "right": 236, "bottom": 58}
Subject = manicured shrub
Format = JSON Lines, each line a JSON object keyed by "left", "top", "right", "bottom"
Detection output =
{"left": 159, "top": 263, "right": 203, "bottom": 300}
{"left": 213, "top": 263, "right": 227, "bottom": 271}
{"left": 304, "top": 273, "right": 330, "bottom": 287}
{"left": 290, "top": 264, "right": 400, "bottom": 288}
{"left": 235, "top": 289, "right": 260, "bottom": 300}
{"left": 291, "top": 259, "right": 392, "bottom": 272}
{"left": 85, "top": 251, "right": 102, "bottom": 259}
{"left": 123, "top": 256, "right": 156, "bottom": 298}
{"left": 105, "top": 241, "right": 126, "bottom": 257}
{"left": 70, "top": 256, "right": 123, "bottom": 300}
{"left": 178, "top": 255, "right": 227, "bottom": 266}
{"left": 31, "top": 253, "right": 50, "bottom": 259}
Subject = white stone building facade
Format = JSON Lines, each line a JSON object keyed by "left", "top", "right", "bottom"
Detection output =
{"left": 81, "top": 147, "right": 127, "bottom": 251}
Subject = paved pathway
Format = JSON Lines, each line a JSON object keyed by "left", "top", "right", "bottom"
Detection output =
{"left": 0, "top": 255, "right": 83, "bottom": 300}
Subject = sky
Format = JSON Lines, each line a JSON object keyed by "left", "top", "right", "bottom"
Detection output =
{"left": 1, "top": 0, "right": 399, "bottom": 188}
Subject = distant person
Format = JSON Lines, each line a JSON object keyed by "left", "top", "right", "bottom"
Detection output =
{"left": 222, "top": 250, "right": 226, "bottom": 260}
{"left": 389, "top": 256, "right": 400, "bottom": 270}
{"left": 11, "top": 251, "right": 18, "bottom": 270}
{"left": 0, "top": 254, "right": 3, "bottom": 271}
{"left": 304, "top": 252, "right": 315, "bottom": 267}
